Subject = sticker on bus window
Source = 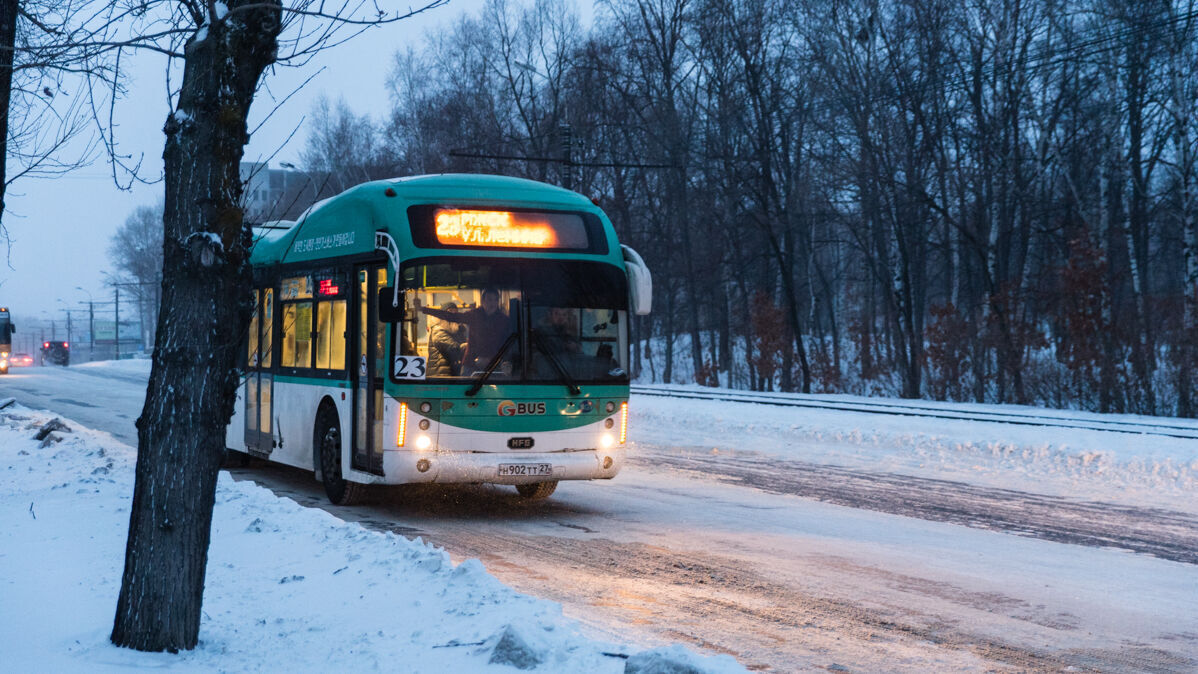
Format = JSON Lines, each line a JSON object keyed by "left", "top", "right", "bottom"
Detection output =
{"left": 392, "top": 356, "right": 427, "bottom": 380}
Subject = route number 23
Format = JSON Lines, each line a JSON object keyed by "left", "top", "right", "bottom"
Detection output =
{"left": 393, "top": 356, "right": 427, "bottom": 380}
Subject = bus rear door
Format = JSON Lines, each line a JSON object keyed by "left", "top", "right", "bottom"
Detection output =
{"left": 245, "top": 287, "right": 275, "bottom": 456}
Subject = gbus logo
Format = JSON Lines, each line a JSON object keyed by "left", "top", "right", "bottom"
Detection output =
{"left": 497, "top": 400, "right": 547, "bottom": 416}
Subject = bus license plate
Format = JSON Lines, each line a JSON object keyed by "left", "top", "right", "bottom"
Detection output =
{"left": 498, "top": 463, "right": 552, "bottom": 477}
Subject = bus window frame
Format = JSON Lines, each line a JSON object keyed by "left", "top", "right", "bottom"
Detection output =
{"left": 266, "top": 266, "right": 354, "bottom": 381}
{"left": 386, "top": 257, "right": 630, "bottom": 386}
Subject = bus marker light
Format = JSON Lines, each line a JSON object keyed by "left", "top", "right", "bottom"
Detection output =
{"left": 604, "top": 418, "right": 614, "bottom": 429}
{"left": 419, "top": 419, "right": 430, "bottom": 430}
{"left": 605, "top": 401, "right": 616, "bottom": 413}
{"left": 619, "top": 402, "right": 628, "bottom": 445}
{"left": 397, "top": 402, "right": 408, "bottom": 447}
{"left": 416, "top": 435, "right": 432, "bottom": 450}
{"left": 416, "top": 458, "right": 431, "bottom": 473}
{"left": 419, "top": 401, "right": 432, "bottom": 413}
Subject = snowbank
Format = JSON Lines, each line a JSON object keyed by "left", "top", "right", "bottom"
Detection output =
{"left": 0, "top": 405, "right": 744, "bottom": 673}
{"left": 633, "top": 390, "right": 1198, "bottom": 513}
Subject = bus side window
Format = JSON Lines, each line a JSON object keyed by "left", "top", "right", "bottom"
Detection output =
{"left": 282, "top": 301, "right": 313, "bottom": 368}
{"left": 315, "top": 299, "right": 347, "bottom": 370}
{"left": 261, "top": 288, "right": 273, "bottom": 368}
{"left": 247, "top": 289, "right": 259, "bottom": 368}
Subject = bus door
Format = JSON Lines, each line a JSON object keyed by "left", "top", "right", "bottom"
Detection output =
{"left": 353, "top": 265, "right": 386, "bottom": 474}
{"left": 245, "top": 287, "right": 275, "bottom": 456}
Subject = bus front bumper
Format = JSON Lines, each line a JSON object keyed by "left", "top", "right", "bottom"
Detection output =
{"left": 380, "top": 446, "right": 624, "bottom": 485}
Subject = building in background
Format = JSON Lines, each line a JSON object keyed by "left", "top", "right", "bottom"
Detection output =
{"left": 240, "top": 162, "right": 330, "bottom": 223}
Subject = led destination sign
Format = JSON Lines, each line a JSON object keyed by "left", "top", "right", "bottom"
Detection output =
{"left": 433, "top": 209, "right": 589, "bottom": 250}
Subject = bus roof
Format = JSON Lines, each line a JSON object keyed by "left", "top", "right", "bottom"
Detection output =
{"left": 249, "top": 174, "right": 622, "bottom": 268}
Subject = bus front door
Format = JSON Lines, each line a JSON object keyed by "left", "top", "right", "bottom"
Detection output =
{"left": 245, "top": 287, "right": 274, "bottom": 456}
{"left": 353, "top": 266, "right": 386, "bottom": 475}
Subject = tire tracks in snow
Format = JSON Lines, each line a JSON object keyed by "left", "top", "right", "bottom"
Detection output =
{"left": 633, "top": 447, "right": 1198, "bottom": 565}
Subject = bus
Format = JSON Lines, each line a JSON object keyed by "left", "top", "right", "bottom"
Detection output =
{"left": 226, "top": 174, "right": 652, "bottom": 505}
{"left": 0, "top": 308, "right": 13, "bottom": 374}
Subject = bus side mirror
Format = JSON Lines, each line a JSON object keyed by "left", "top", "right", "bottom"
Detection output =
{"left": 621, "top": 245, "right": 652, "bottom": 315}
{"left": 376, "top": 288, "right": 406, "bottom": 322}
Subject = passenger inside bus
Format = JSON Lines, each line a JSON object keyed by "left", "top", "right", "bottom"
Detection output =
{"left": 426, "top": 302, "right": 465, "bottom": 377}
{"left": 420, "top": 286, "right": 511, "bottom": 374}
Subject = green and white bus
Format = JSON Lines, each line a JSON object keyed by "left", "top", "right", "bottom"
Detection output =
{"left": 226, "top": 174, "right": 652, "bottom": 505}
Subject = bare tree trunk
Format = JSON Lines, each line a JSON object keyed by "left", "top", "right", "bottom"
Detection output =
{"left": 112, "top": 2, "right": 282, "bottom": 652}
{"left": 0, "top": 0, "right": 17, "bottom": 224}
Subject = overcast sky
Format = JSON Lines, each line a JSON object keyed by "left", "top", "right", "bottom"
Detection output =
{"left": 3, "top": 0, "right": 593, "bottom": 340}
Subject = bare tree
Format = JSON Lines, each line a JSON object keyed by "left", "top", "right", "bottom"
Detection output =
{"left": 79, "top": 0, "right": 450, "bottom": 653}
{"left": 300, "top": 94, "right": 384, "bottom": 191}
{"left": 109, "top": 202, "right": 165, "bottom": 347}
{"left": 0, "top": 0, "right": 110, "bottom": 252}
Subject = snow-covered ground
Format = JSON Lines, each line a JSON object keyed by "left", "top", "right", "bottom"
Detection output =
{"left": 0, "top": 402, "right": 742, "bottom": 673}
{"left": 4, "top": 361, "right": 1197, "bottom": 670}
{"left": 635, "top": 386, "right": 1198, "bottom": 513}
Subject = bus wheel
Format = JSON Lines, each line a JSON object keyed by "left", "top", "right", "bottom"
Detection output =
{"left": 515, "top": 481, "right": 557, "bottom": 500}
{"left": 317, "top": 407, "right": 364, "bottom": 506}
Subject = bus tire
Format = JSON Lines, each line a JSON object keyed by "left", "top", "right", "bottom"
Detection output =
{"left": 317, "top": 406, "right": 365, "bottom": 506}
{"left": 515, "top": 480, "right": 557, "bottom": 500}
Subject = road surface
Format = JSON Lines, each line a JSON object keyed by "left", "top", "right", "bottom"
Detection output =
{"left": 3, "top": 364, "right": 1196, "bottom": 672}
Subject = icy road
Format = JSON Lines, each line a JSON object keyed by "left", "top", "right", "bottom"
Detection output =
{"left": 4, "top": 362, "right": 1197, "bottom": 672}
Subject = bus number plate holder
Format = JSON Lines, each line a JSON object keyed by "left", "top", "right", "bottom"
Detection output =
{"left": 498, "top": 463, "right": 551, "bottom": 477}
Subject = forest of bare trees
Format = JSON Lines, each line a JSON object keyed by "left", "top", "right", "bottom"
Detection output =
{"left": 297, "top": 0, "right": 1198, "bottom": 417}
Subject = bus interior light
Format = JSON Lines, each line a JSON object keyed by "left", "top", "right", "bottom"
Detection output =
{"left": 619, "top": 402, "right": 628, "bottom": 445}
{"left": 397, "top": 402, "right": 408, "bottom": 447}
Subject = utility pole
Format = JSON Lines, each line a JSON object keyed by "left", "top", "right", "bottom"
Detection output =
{"left": 559, "top": 122, "right": 573, "bottom": 191}
{"left": 115, "top": 285, "right": 120, "bottom": 361}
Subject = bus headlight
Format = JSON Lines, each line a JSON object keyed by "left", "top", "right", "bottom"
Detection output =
{"left": 415, "top": 435, "right": 432, "bottom": 450}
{"left": 600, "top": 433, "right": 615, "bottom": 448}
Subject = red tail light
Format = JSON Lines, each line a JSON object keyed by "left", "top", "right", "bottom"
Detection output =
{"left": 43, "top": 342, "right": 49, "bottom": 348}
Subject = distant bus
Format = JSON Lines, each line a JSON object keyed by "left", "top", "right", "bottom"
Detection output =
{"left": 226, "top": 175, "right": 652, "bottom": 505}
{"left": 0, "top": 308, "right": 13, "bottom": 374}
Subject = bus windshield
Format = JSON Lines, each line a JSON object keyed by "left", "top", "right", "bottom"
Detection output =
{"left": 393, "top": 259, "right": 629, "bottom": 384}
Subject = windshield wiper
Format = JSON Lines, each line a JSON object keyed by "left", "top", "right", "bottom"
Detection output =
{"left": 529, "top": 328, "right": 581, "bottom": 396}
{"left": 465, "top": 330, "right": 519, "bottom": 397}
